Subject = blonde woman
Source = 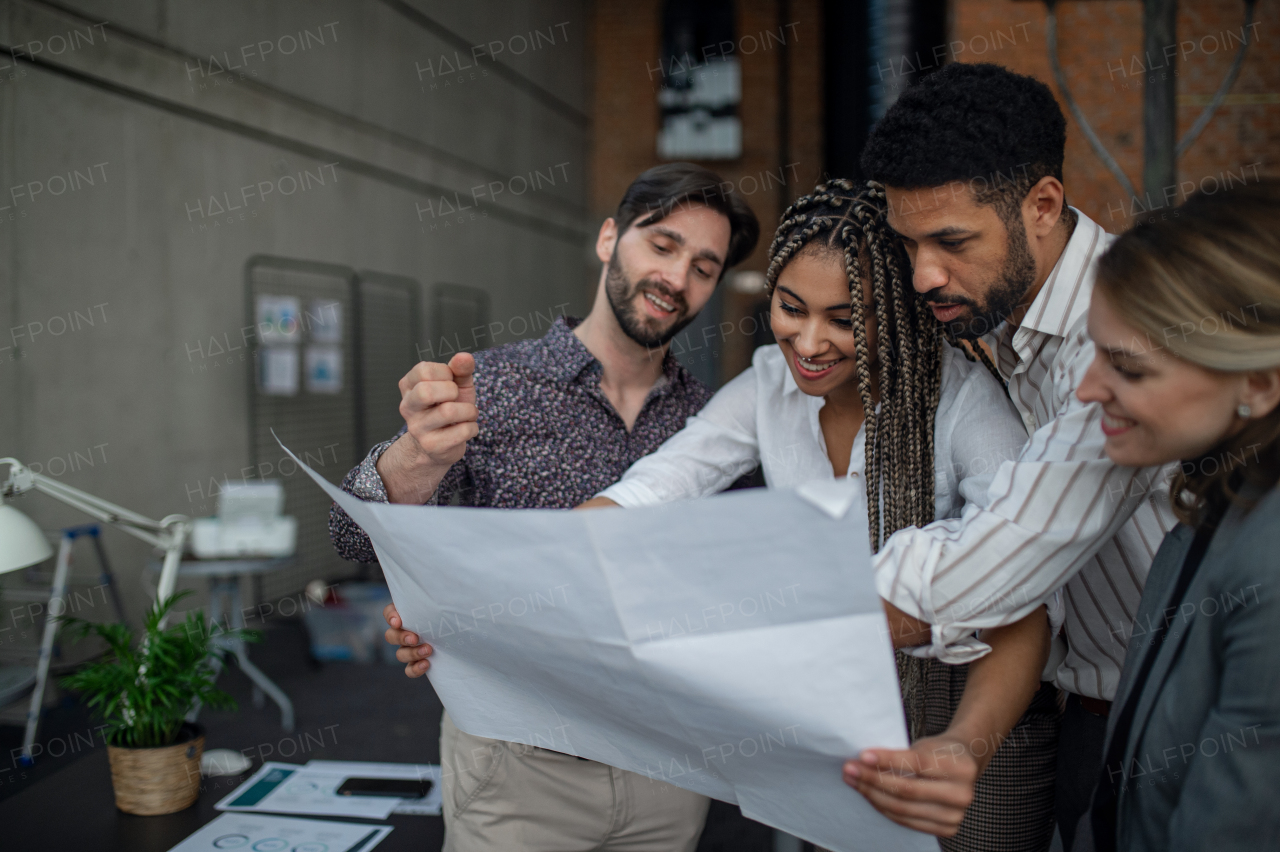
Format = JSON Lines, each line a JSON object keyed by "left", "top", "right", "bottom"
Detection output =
{"left": 1076, "top": 179, "right": 1280, "bottom": 851}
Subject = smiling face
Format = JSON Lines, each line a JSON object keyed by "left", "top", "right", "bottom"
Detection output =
{"left": 770, "top": 248, "right": 876, "bottom": 397}
{"left": 885, "top": 182, "right": 1042, "bottom": 340}
{"left": 600, "top": 202, "right": 730, "bottom": 348}
{"left": 1076, "top": 293, "right": 1254, "bottom": 468}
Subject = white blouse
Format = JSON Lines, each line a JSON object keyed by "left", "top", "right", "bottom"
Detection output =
{"left": 598, "top": 344, "right": 1029, "bottom": 529}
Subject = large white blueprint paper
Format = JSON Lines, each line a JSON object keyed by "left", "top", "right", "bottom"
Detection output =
{"left": 289, "top": 445, "right": 932, "bottom": 852}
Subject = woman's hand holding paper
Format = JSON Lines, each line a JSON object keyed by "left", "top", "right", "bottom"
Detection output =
{"left": 383, "top": 603, "right": 432, "bottom": 677}
{"left": 843, "top": 734, "right": 978, "bottom": 837}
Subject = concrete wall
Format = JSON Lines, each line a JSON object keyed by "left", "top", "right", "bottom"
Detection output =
{"left": 0, "top": 0, "right": 591, "bottom": 619}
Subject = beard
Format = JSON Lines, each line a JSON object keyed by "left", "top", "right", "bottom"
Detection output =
{"left": 605, "top": 249, "right": 697, "bottom": 349}
{"left": 928, "top": 215, "right": 1038, "bottom": 341}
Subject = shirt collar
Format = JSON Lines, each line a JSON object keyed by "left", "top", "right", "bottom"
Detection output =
{"left": 533, "top": 316, "right": 597, "bottom": 382}
{"left": 781, "top": 353, "right": 802, "bottom": 396}
{"left": 534, "top": 315, "right": 689, "bottom": 396}
{"left": 1015, "top": 207, "right": 1110, "bottom": 340}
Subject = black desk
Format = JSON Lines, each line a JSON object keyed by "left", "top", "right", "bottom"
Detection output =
{"left": 0, "top": 749, "right": 442, "bottom": 851}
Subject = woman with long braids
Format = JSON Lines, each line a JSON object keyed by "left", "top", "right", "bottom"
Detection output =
{"left": 585, "top": 179, "right": 1059, "bottom": 849}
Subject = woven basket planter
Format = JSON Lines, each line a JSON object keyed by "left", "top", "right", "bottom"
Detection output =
{"left": 106, "top": 724, "right": 204, "bottom": 815}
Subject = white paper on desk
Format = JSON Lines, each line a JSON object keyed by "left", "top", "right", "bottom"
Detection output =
{"left": 165, "top": 812, "right": 392, "bottom": 852}
{"left": 285, "top": 440, "right": 932, "bottom": 852}
{"left": 215, "top": 761, "right": 401, "bottom": 819}
{"left": 305, "top": 760, "right": 443, "bottom": 815}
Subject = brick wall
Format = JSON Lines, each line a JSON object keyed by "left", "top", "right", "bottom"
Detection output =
{"left": 588, "top": 0, "right": 824, "bottom": 259}
{"left": 949, "top": 0, "right": 1278, "bottom": 231}
{"left": 589, "top": 0, "right": 824, "bottom": 382}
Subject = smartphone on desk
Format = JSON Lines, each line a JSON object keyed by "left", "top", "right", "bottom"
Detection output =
{"left": 336, "top": 777, "right": 433, "bottom": 799}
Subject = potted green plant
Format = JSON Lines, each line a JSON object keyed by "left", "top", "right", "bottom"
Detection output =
{"left": 59, "top": 591, "right": 258, "bottom": 815}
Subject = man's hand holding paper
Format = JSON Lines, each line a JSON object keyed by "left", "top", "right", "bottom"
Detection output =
{"left": 384, "top": 603, "right": 432, "bottom": 678}
{"left": 295, "top": 442, "right": 933, "bottom": 852}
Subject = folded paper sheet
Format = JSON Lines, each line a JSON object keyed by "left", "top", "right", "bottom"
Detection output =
{"left": 289, "top": 444, "right": 932, "bottom": 852}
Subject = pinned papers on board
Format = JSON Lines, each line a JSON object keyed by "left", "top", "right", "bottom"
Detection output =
{"left": 260, "top": 346, "right": 299, "bottom": 396}
{"left": 256, "top": 295, "right": 302, "bottom": 344}
{"left": 309, "top": 300, "right": 343, "bottom": 343}
{"left": 305, "top": 345, "right": 342, "bottom": 393}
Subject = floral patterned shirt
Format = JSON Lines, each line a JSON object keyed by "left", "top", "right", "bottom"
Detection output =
{"left": 329, "top": 316, "right": 715, "bottom": 563}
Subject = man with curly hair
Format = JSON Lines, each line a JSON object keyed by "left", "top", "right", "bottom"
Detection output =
{"left": 857, "top": 63, "right": 1177, "bottom": 851}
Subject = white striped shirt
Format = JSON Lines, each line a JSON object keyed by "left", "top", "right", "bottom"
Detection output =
{"left": 874, "top": 210, "right": 1178, "bottom": 701}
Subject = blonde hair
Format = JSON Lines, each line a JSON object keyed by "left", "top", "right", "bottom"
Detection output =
{"left": 1095, "top": 178, "right": 1280, "bottom": 526}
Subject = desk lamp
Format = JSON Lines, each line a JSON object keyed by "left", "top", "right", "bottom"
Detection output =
{"left": 0, "top": 457, "right": 190, "bottom": 762}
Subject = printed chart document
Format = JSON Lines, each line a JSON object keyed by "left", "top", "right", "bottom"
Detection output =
{"left": 165, "top": 812, "right": 391, "bottom": 852}
{"left": 289, "top": 442, "right": 932, "bottom": 852}
{"left": 305, "top": 760, "right": 443, "bottom": 815}
{"left": 215, "top": 762, "right": 402, "bottom": 819}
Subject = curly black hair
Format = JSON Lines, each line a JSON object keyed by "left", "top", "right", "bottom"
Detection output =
{"left": 860, "top": 63, "right": 1067, "bottom": 220}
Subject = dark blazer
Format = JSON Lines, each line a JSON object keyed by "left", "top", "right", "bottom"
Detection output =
{"left": 1099, "top": 485, "right": 1280, "bottom": 851}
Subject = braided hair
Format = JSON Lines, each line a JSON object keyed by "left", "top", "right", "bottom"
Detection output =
{"left": 766, "top": 179, "right": 942, "bottom": 551}
{"left": 767, "top": 179, "right": 971, "bottom": 739}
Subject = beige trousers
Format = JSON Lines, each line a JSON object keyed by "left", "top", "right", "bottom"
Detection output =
{"left": 440, "top": 712, "right": 710, "bottom": 852}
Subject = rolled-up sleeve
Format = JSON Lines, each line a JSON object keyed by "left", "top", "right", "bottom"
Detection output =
{"left": 329, "top": 428, "right": 464, "bottom": 562}
{"left": 328, "top": 437, "right": 398, "bottom": 563}
{"left": 875, "top": 344, "right": 1168, "bottom": 663}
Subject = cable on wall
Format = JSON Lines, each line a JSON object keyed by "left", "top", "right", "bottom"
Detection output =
{"left": 1044, "top": 0, "right": 1257, "bottom": 200}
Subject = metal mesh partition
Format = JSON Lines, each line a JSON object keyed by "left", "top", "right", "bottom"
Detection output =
{"left": 246, "top": 256, "right": 360, "bottom": 600}
{"left": 357, "top": 271, "right": 421, "bottom": 454}
{"left": 428, "top": 282, "right": 490, "bottom": 362}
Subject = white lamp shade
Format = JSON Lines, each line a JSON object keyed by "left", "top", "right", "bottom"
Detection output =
{"left": 0, "top": 503, "right": 53, "bottom": 573}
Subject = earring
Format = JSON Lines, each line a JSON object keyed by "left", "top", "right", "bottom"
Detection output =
{"left": 1238, "top": 404, "right": 1252, "bottom": 419}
